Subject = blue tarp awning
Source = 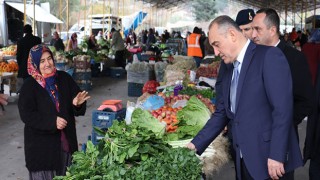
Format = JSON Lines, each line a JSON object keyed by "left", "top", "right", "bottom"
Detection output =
{"left": 124, "top": 11, "right": 147, "bottom": 37}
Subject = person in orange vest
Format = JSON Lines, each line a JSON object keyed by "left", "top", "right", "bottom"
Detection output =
{"left": 187, "top": 27, "right": 203, "bottom": 67}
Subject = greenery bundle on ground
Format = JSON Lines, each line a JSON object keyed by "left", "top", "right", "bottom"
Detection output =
{"left": 54, "top": 121, "right": 202, "bottom": 180}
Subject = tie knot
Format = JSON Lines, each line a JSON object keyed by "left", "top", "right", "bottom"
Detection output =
{"left": 233, "top": 60, "right": 240, "bottom": 68}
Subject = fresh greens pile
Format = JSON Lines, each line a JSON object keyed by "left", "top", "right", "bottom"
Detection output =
{"left": 179, "top": 86, "right": 215, "bottom": 99}
{"left": 54, "top": 121, "right": 202, "bottom": 180}
{"left": 97, "top": 39, "right": 111, "bottom": 49}
{"left": 165, "top": 96, "right": 211, "bottom": 141}
{"left": 131, "top": 108, "right": 166, "bottom": 137}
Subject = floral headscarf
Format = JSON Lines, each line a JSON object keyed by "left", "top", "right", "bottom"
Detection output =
{"left": 27, "top": 44, "right": 59, "bottom": 111}
{"left": 27, "top": 44, "right": 57, "bottom": 88}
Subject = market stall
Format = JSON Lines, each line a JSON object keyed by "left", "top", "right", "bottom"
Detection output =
{"left": 0, "top": 45, "right": 18, "bottom": 95}
{"left": 54, "top": 53, "right": 226, "bottom": 179}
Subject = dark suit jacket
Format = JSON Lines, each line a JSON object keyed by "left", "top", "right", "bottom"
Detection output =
{"left": 277, "top": 40, "right": 314, "bottom": 126}
{"left": 304, "top": 62, "right": 320, "bottom": 162}
{"left": 16, "top": 33, "right": 41, "bottom": 78}
{"left": 18, "top": 71, "right": 86, "bottom": 171}
{"left": 192, "top": 42, "right": 303, "bottom": 180}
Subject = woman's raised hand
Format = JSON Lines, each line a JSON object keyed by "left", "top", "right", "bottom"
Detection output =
{"left": 72, "top": 91, "right": 90, "bottom": 107}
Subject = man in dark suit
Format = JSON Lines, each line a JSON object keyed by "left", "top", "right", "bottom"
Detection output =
{"left": 251, "top": 8, "right": 314, "bottom": 136}
{"left": 187, "top": 15, "right": 303, "bottom": 180}
{"left": 16, "top": 24, "right": 42, "bottom": 80}
{"left": 215, "top": 9, "right": 256, "bottom": 180}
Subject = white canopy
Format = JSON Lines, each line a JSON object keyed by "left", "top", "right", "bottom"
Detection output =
{"left": 6, "top": 2, "right": 63, "bottom": 24}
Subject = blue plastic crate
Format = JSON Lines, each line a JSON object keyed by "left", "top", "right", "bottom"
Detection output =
{"left": 128, "top": 82, "right": 144, "bottom": 97}
{"left": 55, "top": 62, "right": 67, "bottom": 70}
{"left": 110, "top": 67, "right": 126, "bottom": 78}
{"left": 92, "top": 109, "right": 126, "bottom": 129}
{"left": 66, "top": 68, "right": 74, "bottom": 76}
{"left": 78, "top": 83, "right": 92, "bottom": 91}
{"left": 91, "top": 131, "right": 105, "bottom": 145}
{"left": 73, "top": 72, "right": 92, "bottom": 81}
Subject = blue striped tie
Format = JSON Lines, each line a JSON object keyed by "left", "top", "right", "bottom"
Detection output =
{"left": 230, "top": 60, "right": 240, "bottom": 112}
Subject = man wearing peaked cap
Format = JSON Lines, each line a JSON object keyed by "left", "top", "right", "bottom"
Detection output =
{"left": 236, "top": 9, "right": 255, "bottom": 40}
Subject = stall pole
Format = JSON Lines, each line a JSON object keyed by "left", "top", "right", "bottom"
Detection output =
{"left": 84, "top": 0, "right": 86, "bottom": 31}
{"left": 305, "top": 1, "right": 308, "bottom": 28}
{"left": 285, "top": 0, "right": 288, "bottom": 27}
{"left": 108, "top": 0, "right": 111, "bottom": 40}
{"left": 122, "top": 0, "right": 124, "bottom": 33}
{"left": 23, "top": 0, "right": 26, "bottom": 25}
{"left": 90, "top": 0, "right": 93, "bottom": 36}
{"left": 292, "top": 0, "right": 295, "bottom": 26}
{"left": 59, "top": 0, "right": 62, "bottom": 33}
{"left": 118, "top": 0, "right": 120, "bottom": 30}
{"left": 300, "top": 1, "right": 303, "bottom": 30}
{"left": 103, "top": 0, "right": 105, "bottom": 35}
{"left": 67, "top": 0, "right": 69, "bottom": 40}
{"left": 314, "top": 0, "right": 316, "bottom": 29}
{"left": 33, "top": 0, "right": 35, "bottom": 33}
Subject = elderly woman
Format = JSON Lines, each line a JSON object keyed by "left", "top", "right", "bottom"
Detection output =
{"left": 18, "top": 44, "right": 90, "bottom": 179}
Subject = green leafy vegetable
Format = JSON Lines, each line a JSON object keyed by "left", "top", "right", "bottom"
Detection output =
{"left": 54, "top": 121, "right": 202, "bottom": 180}
{"left": 131, "top": 108, "right": 166, "bottom": 137}
{"left": 169, "top": 96, "right": 211, "bottom": 140}
{"left": 179, "top": 86, "right": 215, "bottom": 99}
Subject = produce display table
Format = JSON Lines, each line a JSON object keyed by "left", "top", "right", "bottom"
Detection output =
{"left": 0, "top": 72, "right": 15, "bottom": 94}
{"left": 2, "top": 55, "right": 16, "bottom": 60}
{"left": 0, "top": 72, "right": 16, "bottom": 111}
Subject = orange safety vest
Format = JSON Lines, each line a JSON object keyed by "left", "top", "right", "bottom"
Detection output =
{"left": 187, "top": 33, "right": 203, "bottom": 58}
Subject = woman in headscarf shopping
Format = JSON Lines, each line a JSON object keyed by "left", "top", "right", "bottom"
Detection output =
{"left": 18, "top": 44, "right": 90, "bottom": 180}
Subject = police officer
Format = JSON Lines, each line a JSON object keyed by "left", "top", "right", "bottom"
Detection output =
{"left": 236, "top": 9, "right": 255, "bottom": 40}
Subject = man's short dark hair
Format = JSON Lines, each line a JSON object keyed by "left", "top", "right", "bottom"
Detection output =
{"left": 23, "top": 24, "right": 32, "bottom": 34}
{"left": 256, "top": 8, "right": 280, "bottom": 35}
{"left": 208, "top": 15, "right": 242, "bottom": 34}
{"left": 111, "top": 28, "right": 116, "bottom": 32}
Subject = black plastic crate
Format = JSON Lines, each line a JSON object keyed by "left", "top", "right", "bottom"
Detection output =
{"left": 128, "top": 82, "right": 144, "bottom": 97}
{"left": 110, "top": 67, "right": 126, "bottom": 78}
{"left": 92, "top": 109, "right": 126, "bottom": 129}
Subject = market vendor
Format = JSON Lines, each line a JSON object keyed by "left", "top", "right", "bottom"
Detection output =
{"left": 18, "top": 44, "right": 90, "bottom": 178}
{"left": 88, "top": 34, "right": 99, "bottom": 51}
{"left": 66, "top": 33, "right": 78, "bottom": 51}
{"left": 50, "top": 31, "right": 65, "bottom": 52}
{"left": 110, "top": 28, "right": 126, "bottom": 68}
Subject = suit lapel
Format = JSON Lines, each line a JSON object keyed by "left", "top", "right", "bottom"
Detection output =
{"left": 235, "top": 42, "right": 256, "bottom": 113}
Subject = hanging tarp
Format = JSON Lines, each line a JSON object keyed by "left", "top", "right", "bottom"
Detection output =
{"left": 6, "top": 2, "right": 63, "bottom": 24}
{"left": 123, "top": 11, "right": 147, "bottom": 37}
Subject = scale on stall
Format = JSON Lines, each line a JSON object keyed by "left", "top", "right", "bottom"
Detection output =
{"left": 97, "top": 99, "right": 123, "bottom": 112}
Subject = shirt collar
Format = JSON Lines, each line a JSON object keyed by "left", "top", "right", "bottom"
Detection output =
{"left": 274, "top": 39, "right": 281, "bottom": 47}
{"left": 236, "top": 39, "right": 250, "bottom": 65}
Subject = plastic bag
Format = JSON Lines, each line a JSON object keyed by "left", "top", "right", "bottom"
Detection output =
{"left": 125, "top": 101, "right": 136, "bottom": 125}
{"left": 142, "top": 95, "right": 165, "bottom": 111}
